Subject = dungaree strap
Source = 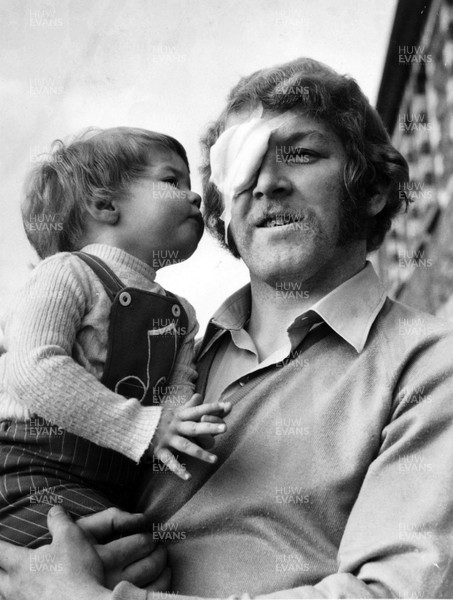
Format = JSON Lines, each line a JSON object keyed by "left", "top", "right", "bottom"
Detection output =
{"left": 73, "top": 251, "right": 125, "bottom": 301}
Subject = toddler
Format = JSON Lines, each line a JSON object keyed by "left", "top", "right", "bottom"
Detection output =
{"left": 0, "top": 127, "right": 229, "bottom": 547}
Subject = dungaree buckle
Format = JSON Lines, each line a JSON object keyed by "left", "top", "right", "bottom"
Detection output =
{"left": 119, "top": 291, "right": 132, "bottom": 306}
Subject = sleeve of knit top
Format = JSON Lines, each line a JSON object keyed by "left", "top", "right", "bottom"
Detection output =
{"left": 5, "top": 254, "right": 161, "bottom": 463}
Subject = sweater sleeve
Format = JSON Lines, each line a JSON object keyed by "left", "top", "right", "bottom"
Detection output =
{"left": 4, "top": 255, "right": 161, "bottom": 463}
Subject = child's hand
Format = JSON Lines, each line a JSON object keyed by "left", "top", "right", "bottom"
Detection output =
{"left": 150, "top": 393, "right": 230, "bottom": 480}
{"left": 198, "top": 403, "right": 232, "bottom": 449}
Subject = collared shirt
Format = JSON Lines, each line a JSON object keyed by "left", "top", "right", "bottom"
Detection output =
{"left": 203, "top": 262, "right": 387, "bottom": 403}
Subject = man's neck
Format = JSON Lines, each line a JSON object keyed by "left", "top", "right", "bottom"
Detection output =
{"left": 247, "top": 251, "right": 367, "bottom": 361}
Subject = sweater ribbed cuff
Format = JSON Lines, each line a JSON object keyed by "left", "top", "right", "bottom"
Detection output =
{"left": 125, "top": 405, "right": 163, "bottom": 463}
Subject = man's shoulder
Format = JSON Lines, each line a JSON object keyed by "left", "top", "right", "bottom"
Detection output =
{"left": 373, "top": 296, "right": 453, "bottom": 352}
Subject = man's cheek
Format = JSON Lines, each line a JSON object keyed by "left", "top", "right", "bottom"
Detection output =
{"left": 227, "top": 221, "right": 245, "bottom": 250}
{"left": 229, "top": 205, "right": 250, "bottom": 238}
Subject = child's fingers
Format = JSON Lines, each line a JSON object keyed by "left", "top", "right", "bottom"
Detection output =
{"left": 198, "top": 401, "right": 232, "bottom": 417}
{"left": 200, "top": 415, "right": 227, "bottom": 440}
{"left": 196, "top": 433, "right": 216, "bottom": 450}
{"left": 200, "top": 415, "right": 223, "bottom": 424}
{"left": 154, "top": 448, "right": 191, "bottom": 481}
{"left": 182, "top": 393, "right": 203, "bottom": 408}
{"left": 219, "top": 401, "right": 232, "bottom": 416}
{"left": 179, "top": 402, "right": 230, "bottom": 421}
{"left": 177, "top": 421, "right": 226, "bottom": 437}
{"left": 169, "top": 435, "right": 218, "bottom": 465}
{"left": 198, "top": 416, "right": 224, "bottom": 450}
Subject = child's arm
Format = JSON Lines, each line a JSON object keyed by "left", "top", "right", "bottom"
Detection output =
{"left": 5, "top": 254, "right": 165, "bottom": 463}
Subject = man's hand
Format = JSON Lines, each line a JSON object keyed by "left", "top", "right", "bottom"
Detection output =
{"left": 0, "top": 507, "right": 171, "bottom": 600}
{"left": 76, "top": 508, "right": 171, "bottom": 590}
{"left": 0, "top": 505, "right": 110, "bottom": 600}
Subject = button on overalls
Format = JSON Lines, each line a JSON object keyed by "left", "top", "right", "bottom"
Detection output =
{"left": 0, "top": 252, "right": 188, "bottom": 547}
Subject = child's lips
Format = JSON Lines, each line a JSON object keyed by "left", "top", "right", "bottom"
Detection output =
{"left": 187, "top": 211, "right": 204, "bottom": 229}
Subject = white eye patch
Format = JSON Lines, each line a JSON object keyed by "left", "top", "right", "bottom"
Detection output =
{"left": 209, "top": 108, "right": 299, "bottom": 242}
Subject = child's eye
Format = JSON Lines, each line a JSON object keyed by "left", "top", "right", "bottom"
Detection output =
{"left": 163, "top": 177, "right": 179, "bottom": 187}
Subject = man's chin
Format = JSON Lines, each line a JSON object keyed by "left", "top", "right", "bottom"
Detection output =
{"left": 248, "top": 254, "right": 319, "bottom": 286}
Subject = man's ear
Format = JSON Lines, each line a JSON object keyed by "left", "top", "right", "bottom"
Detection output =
{"left": 85, "top": 199, "right": 120, "bottom": 225}
{"left": 367, "top": 191, "right": 387, "bottom": 217}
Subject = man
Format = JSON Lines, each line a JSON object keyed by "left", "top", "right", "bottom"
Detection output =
{"left": 1, "top": 57, "right": 453, "bottom": 599}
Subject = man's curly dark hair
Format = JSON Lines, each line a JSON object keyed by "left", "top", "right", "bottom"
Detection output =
{"left": 200, "top": 57, "right": 410, "bottom": 257}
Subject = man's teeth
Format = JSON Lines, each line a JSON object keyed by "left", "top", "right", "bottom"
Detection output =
{"left": 266, "top": 219, "right": 284, "bottom": 227}
{"left": 264, "top": 216, "right": 301, "bottom": 227}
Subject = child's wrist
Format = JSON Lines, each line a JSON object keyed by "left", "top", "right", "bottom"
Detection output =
{"left": 146, "top": 406, "right": 168, "bottom": 453}
{"left": 142, "top": 443, "right": 154, "bottom": 462}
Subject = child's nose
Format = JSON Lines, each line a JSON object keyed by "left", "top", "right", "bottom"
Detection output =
{"left": 188, "top": 191, "right": 201, "bottom": 208}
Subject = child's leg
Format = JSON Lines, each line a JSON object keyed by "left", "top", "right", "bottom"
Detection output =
{"left": 0, "top": 419, "right": 138, "bottom": 548}
{"left": 0, "top": 479, "right": 116, "bottom": 548}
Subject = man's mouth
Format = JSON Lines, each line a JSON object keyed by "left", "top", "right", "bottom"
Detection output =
{"left": 257, "top": 213, "right": 305, "bottom": 228}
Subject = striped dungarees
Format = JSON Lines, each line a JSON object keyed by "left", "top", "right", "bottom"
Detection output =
{"left": 0, "top": 252, "right": 188, "bottom": 547}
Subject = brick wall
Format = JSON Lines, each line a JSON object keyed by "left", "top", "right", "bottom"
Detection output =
{"left": 378, "top": 0, "right": 453, "bottom": 319}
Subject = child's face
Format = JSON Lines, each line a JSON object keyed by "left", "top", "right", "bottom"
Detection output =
{"left": 119, "top": 147, "right": 204, "bottom": 268}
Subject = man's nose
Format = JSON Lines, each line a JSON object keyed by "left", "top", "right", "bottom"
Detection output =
{"left": 252, "top": 152, "right": 292, "bottom": 200}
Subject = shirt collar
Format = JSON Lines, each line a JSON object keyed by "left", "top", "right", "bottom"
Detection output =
{"left": 210, "top": 285, "right": 252, "bottom": 331}
{"left": 305, "top": 261, "right": 387, "bottom": 353}
{"left": 201, "top": 261, "right": 387, "bottom": 356}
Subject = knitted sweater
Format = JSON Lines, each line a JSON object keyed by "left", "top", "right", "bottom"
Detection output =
{"left": 118, "top": 264, "right": 453, "bottom": 599}
{"left": 0, "top": 244, "right": 198, "bottom": 463}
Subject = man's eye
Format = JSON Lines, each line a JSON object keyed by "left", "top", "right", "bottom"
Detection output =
{"left": 277, "top": 147, "right": 319, "bottom": 164}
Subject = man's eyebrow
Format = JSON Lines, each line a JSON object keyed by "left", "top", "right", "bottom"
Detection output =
{"left": 274, "top": 129, "right": 331, "bottom": 145}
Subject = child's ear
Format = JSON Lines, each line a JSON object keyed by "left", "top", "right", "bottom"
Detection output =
{"left": 86, "top": 199, "right": 120, "bottom": 225}
{"left": 367, "top": 190, "right": 387, "bottom": 217}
